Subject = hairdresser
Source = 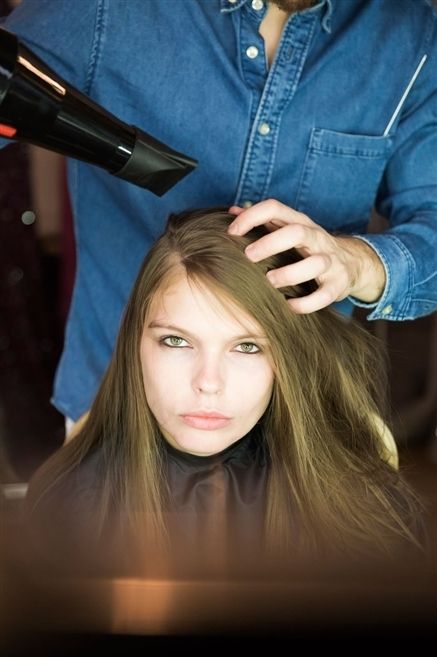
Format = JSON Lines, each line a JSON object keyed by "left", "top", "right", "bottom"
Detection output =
{"left": 1, "top": 0, "right": 436, "bottom": 435}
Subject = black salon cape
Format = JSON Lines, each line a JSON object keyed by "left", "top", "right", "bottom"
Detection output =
{"left": 23, "top": 427, "right": 269, "bottom": 579}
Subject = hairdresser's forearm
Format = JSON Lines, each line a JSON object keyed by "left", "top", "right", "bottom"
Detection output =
{"left": 337, "top": 236, "right": 386, "bottom": 303}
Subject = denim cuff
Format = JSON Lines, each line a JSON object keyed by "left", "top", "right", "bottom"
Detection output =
{"left": 347, "top": 234, "right": 414, "bottom": 321}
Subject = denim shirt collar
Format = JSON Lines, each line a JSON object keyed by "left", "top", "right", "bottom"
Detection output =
{"left": 220, "top": 0, "right": 333, "bottom": 33}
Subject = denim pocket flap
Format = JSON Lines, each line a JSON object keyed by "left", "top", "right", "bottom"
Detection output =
{"left": 295, "top": 128, "right": 394, "bottom": 228}
{"left": 309, "top": 128, "right": 393, "bottom": 159}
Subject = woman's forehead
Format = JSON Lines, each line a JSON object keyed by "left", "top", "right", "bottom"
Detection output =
{"left": 147, "top": 269, "right": 266, "bottom": 337}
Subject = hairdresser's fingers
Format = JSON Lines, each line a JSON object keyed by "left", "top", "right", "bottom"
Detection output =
{"left": 266, "top": 254, "right": 330, "bottom": 288}
{"left": 244, "top": 222, "right": 315, "bottom": 263}
{"left": 228, "top": 205, "right": 245, "bottom": 216}
{"left": 228, "top": 199, "right": 308, "bottom": 235}
{"left": 228, "top": 200, "right": 386, "bottom": 307}
{"left": 286, "top": 285, "right": 340, "bottom": 314}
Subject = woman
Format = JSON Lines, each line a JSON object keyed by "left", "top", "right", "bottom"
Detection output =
{"left": 24, "top": 209, "right": 424, "bottom": 579}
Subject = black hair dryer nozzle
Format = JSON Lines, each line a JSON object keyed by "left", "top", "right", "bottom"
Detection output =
{"left": 0, "top": 28, "right": 197, "bottom": 196}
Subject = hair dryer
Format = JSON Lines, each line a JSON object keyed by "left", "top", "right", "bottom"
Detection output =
{"left": 0, "top": 28, "right": 197, "bottom": 196}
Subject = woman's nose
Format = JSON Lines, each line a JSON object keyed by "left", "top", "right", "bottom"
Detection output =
{"left": 192, "top": 353, "right": 224, "bottom": 395}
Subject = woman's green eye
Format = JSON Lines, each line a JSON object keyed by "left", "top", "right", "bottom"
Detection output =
{"left": 162, "top": 336, "right": 187, "bottom": 347}
{"left": 236, "top": 342, "right": 260, "bottom": 354}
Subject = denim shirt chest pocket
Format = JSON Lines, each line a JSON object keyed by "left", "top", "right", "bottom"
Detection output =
{"left": 295, "top": 128, "right": 394, "bottom": 231}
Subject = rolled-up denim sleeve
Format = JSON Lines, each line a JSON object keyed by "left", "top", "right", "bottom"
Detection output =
{"left": 349, "top": 224, "right": 436, "bottom": 320}
{"left": 349, "top": 12, "right": 437, "bottom": 321}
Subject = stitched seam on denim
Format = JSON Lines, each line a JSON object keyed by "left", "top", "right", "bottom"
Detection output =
{"left": 234, "top": 7, "right": 262, "bottom": 202}
{"left": 351, "top": 234, "right": 395, "bottom": 313}
{"left": 415, "top": 269, "right": 437, "bottom": 287}
{"left": 422, "top": 2, "right": 437, "bottom": 52}
{"left": 235, "top": 36, "right": 284, "bottom": 200}
{"left": 84, "top": 0, "right": 107, "bottom": 95}
{"left": 351, "top": 230, "right": 434, "bottom": 320}
{"left": 310, "top": 136, "right": 391, "bottom": 158}
{"left": 262, "top": 16, "right": 318, "bottom": 199}
{"left": 396, "top": 3, "right": 436, "bottom": 125}
{"left": 260, "top": 115, "right": 278, "bottom": 199}
{"left": 321, "top": 0, "right": 332, "bottom": 33}
{"left": 257, "top": 16, "right": 314, "bottom": 198}
{"left": 294, "top": 130, "right": 315, "bottom": 210}
{"left": 411, "top": 297, "right": 437, "bottom": 303}
{"left": 234, "top": 92, "right": 258, "bottom": 203}
{"left": 257, "top": 37, "right": 297, "bottom": 198}
{"left": 236, "top": 14, "right": 317, "bottom": 202}
{"left": 220, "top": 0, "right": 246, "bottom": 13}
{"left": 256, "top": 45, "right": 285, "bottom": 197}
{"left": 310, "top": 149, "right": 388, "bottom": 160}
{"left": 388, "top": 235, "right": 416, "bottom": 315}
{"left": 354, "top": 235, "right": 414, "bottom": 319}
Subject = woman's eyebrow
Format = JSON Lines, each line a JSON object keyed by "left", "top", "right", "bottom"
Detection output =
{"left": 147, "top": 321, "right": 195, "bottom": 338}
{"left": 147, "top": 321, "right": 267, "bottom": 342}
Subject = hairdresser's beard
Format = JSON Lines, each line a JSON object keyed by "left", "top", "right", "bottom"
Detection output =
{"left": 269, "top": 0, "right": 319, "bottom": 12}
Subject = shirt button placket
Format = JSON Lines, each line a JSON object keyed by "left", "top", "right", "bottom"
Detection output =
{"left": 236, "top": 4, "right": 277, "bottom": 205}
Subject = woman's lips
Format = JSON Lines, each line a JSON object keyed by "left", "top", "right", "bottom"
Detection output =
{"left": 181, "top": 413, "right": 231, "bottom": 430}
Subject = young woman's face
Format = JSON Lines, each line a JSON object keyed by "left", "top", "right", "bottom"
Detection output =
{"left": 140, "top": 272, "right": 274, "bottom": 456}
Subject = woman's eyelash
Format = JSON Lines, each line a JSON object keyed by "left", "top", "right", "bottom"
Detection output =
{"left": 158, "top": 336, "right": 262, "bottom": 353}
{"left": 235, "top": 342, "right": 262, "bottom": 354}
{"left": 160, "top": 335, "right": 189, "bottom": 348}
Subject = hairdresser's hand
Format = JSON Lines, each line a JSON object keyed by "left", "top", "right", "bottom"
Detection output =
{"left": 227, "top": 199, "right": 386, "bottom": 314}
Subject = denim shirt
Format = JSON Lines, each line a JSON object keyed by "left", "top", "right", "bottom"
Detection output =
{"left": 1, "top": 0, "right": 436, "bottom": 420}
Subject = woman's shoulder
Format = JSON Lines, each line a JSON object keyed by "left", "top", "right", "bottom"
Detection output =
{"left": 24, "top": 448, "right": 107, "bottom": 575}
{"left": 29, "top": 447, "right": 105, "bottom": 513}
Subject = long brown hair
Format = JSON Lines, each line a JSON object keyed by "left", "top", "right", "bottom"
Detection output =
{"left": 27, "top": 209, "right": 423, "bottom": 559}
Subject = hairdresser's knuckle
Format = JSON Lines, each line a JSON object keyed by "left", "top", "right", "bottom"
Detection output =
{"left": 264, "top": 198, "right": 283, "bottom": 214}
{"left": 319, "top": 287, "right": 337, "bottom": 307}
{"left": 287, "top": 297, "right": 305, "bottom": 314}
{"left": 297, "top": 223, "right": 311, "bottom": 244}
{"left": 313, "top": 253, "right": 329, "bottom": 271}
{"left": 296, "top": 209, "right": 310, "bottom": 222}
{"left": 282, "top": 223, "right": 298, "bottom": 240}
{"left": 322, "top": 253, "right": 332, "bottom": 270}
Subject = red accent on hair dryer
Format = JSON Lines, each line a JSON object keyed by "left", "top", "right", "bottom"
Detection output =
{"left": 0, "top": 28, "right": 197, "bottom": 196}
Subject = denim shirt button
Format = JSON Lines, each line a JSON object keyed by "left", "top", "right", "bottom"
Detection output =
{"left": 251, "top": 0, "right": 264, "bottom": 10}
{"left": 243, "top": 200, "right": 253, "bottom": 208}
{"left": 258, "top": 122, "right": 270, "bottom": 135}
{"left": 382, "top": 304, "right": 393, "bottom": 315}
{"left": 246, "top": 46, "right": 259, "bottom": 59}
